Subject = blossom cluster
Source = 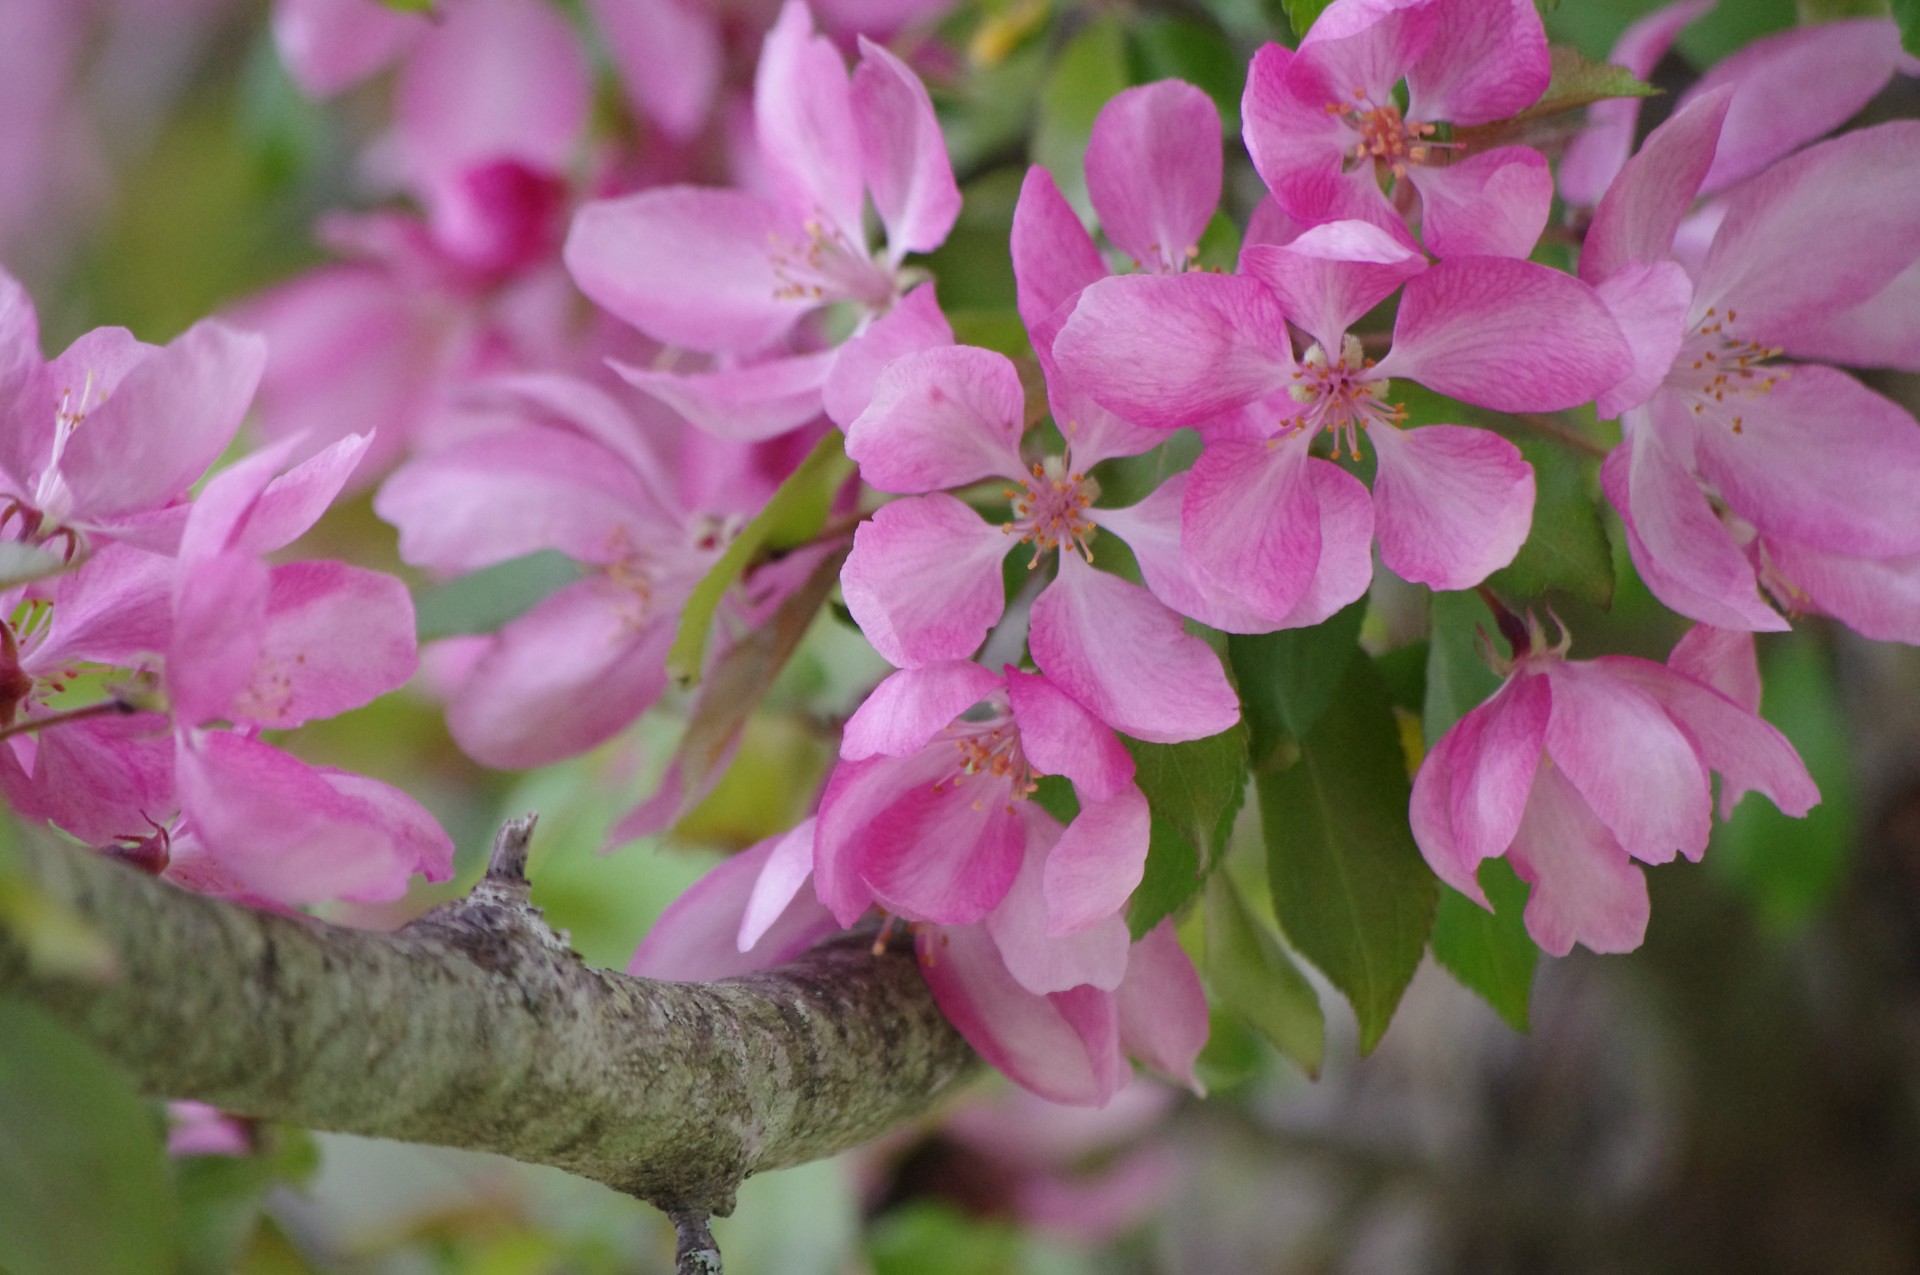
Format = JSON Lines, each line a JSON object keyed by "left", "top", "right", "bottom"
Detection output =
{"left": 5, "top": 0, "right": 1918, "bottom": 1107}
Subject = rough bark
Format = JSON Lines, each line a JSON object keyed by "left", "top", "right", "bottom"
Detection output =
{"left": 0, "top": 817, "right": 979, "bottom": 1217}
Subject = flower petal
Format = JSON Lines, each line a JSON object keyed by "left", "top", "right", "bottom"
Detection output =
{"left": 841, "top": 494, "right": 1010, "bottom": 667}
{"left": 852, "top": 36, "right": 961, "bottom": 260}
{"left": 1042, "top": 788, "right": 1150, "bottom": 936}
{"left": 822, "top": 282, "right": 955, "bottom": 428}
{"left": 1179, "top": 431, "right": 1324, "bottom": 624}
{"left": 1012, "top": 166, "right": 1108, "bottom": 338}
{"left": 1030, "top": 554, "right": 1240, "bottom": 744}
{"left": 613, "top": 348, "right": 836, "bottom": 444}
{"left": 234, "top": 562, "right": 416, "bottom": 730}
{"left": 1370, "top": 423, "right": 1533, "bottom": 590}
{"left": 1505, "top": 760, "right": 1650, "bottom": 956}
{"left": 1086, "top": 80, "right": 1222, "bottom": 274}
{"left": 842, "top": 661, "right": 1004, "bottom": 760}
{"left": 1581, "top": 88, "right": 1731, "bottom": 285}
{"left": 1240, "top": 220, "right": 1426, "bottom": 352}
{"left": 1407, "top": 145, "right": 1552, "bottom": 260}
{"left": 1115, "top": 920, "right": 1209, "bottom": 1094}
{"left": 755, "top": 0, "right": 863, "bottom": 238}
{"left": 988, "top": 810, "right": 1132, "bottom": 993}
{"left": 844, "top": 345, "right": 1029, "bottom": 492}
{"left": 1005, "top": 668, "right": 1136, "bottom": 802}
{"left": 1406, "top": 0, "right": 1548, "bottom": 125}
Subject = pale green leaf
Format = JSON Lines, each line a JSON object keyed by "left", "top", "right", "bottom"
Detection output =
{"left": 1204, "top": 874, "right": 1325, "bottom": 1077}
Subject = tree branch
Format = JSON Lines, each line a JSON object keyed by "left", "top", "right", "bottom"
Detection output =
{"left": 0, "top": 817, "right": 979, "bottom": 1217}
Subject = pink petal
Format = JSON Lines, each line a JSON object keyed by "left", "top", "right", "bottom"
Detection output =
{"left": 844, "top": 345, "right": 1029, "bottom": 492}
{"left": 1370, "top": 423, "right": 1533, "bottom": 590}
{"left": 1274, "top": 460, "right": 1377, "bottom": 628}
{"left": 1012, "top": 166, "right": 1107, "bottom": 339}
{"left": 987, "top": 812, "right": 1132, "bottom": 993}
{"left": 1029, "top": 554, "right": 1240, "bottom": 744}
{"left": 1240, "top": 220, "right": 1426, "bottom": 351}
{"left": 628, "top": 823, "right": 838, "bottom": 980}
{"left": 178, "top": 731, "right": 452, "bottom": 906}
{"left": 60, "top": 320, "right": 265, "bottom": 521}
{"left": 1376, "top": 256, "right": 1630, "bottom": 412}
{"left": 41, "top": 544, "right": 174, "bottom": 668}
{"left": 1580, "top": 89, "right": 1732, "bottom": 285}
{"left": 1690, "top": 365, "right": 1920, "bottom": 558}
{"left": 852, "top": 36, "right": 961, "bottom": 261}
{"left": 23, "top": 715, "right": 174, "bottom": 847}
{"left": 1241, "top": 43, "right": 1351, "bottom": 205}
{"left": 1178, "top": 431, "right": 1324, "bottom": 625}
{"left": 1761, "top": 537, "right": 1920, "bottom": 645}
{"left": 860, "top": 768, "right": 1026, "bottom": 924}
{"left": 1053, "top": 273, "right": 1294, "bottom": 430}
{"left": 1591, "top": 260, "right": 1693, "bottom": 419}
{"left": 1042, "top": 788, "right": 1151, "bottom": 936}
{"left": 1089, "top": 475, "right": 1275, "bottom": 632}
{"left": 1557, "top": 0, "right": 1715, "bottom": 207}
{"left": 918, "top": 923, "right": 1123, "bottom": 1106}
{"left": 1593, "top": 654, "right": 1816, "bottom": 825}
{"left": 1668, "top": 624, "right": 1761, "bottom": 713}
{"left": 755, "top": 0, "right": 863, "bottom": 239}
{"left": 395, "top": 0, "right": 589, "bottom": 194}
{"left": 1407, "top": 146, "right": 1552, "bottom": 260}
{"left": 1115, "top": 920, "right": 1209, "bottom": 1094}
{"left": 1541, "top": 659, "right": 1712, "bottom": 865}
{"left": 376, "top": 427, "right": 654, "bottom": 573}
{"left": 444, "top": 576, "right": 673, "bottom": 769}
{"left": 739, "top": 817, "right": 824, "bottom": 952}
{"left": 1085, "top": 80, "right": 1222, "bottom": 274}
{"left": 242, "top": 433, "right": 375, "bottom": 555}
{"left": 1410, "top": 669, "right": 1549, "bottom": 902}
{"left": 1505, "top": 760, "right": 1650, "bottom": 956}
{"left": 1698, "top": 121, "right": 1920, "bottom": 338}
{"left": 272, "top": 0, "right": 423, "bottom": 97}
{"left": 1005, "top": 668, "right": 1135, "bottom": 800}
{"left": 1770, "top": 258, "right": 1920, "bottom": 373}
{"left": 1688, "top": 18, "right": 1910, "bottom": 196}
{"left": 1290, "top": 2, "right": 1439, "bottom": 114}
{"left": 613, "top": 348, "right": 836, "bottom": 444}
{"left": 841, "top": 662, "right": 1004, "bottom": 760}
{"left": 822, "top": 282, "right": 955, "bottom": 428}
{"left": 841, "top": 494, "right": 1011, "bottom": 668}
{"left": 0, "top": 269, "right": 49, "bottom": 492}
{"left": 232, "top": 562, "right": 416, "bottom": 730}
{"left": 587, "top": 0, "right": 718, "bottom": 141}
{"left": 1602, "top": 413, "right": 1787, "bottom": 632}
{"left": 170, "top": 552, "right": 268, "bottom": 729}
{"left": 1405, "top": 0, "right": 1549, "bottom": 125}
{"left": 564, "top": 187, "right": 809, "bottom": 354}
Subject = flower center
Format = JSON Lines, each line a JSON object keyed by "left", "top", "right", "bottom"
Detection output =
{"left": 1671, "top": 307, "right": 1785, "bottom": 434}
{"left": 1286, "top": 335, "right": 1405, "bottom": 460}
{"left": 768, "top": 216, "right": 898, "bottom": 312}
{"left": 934, "top": 704, "right": 1038, "bottom": 804}
{"left": 1328, "top": 92, "right": 1446, "bottom": 181}
{"left": 1004, "top": 454, "right": 1099, "bottom": 566}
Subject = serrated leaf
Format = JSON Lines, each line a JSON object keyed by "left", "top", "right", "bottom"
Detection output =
{"left": 1513, "top": 46, "right": 1658, "bottom": 123}
{"left": 1487, "top": 433, "right": 1613, "bottom": 607}
{"left": 1204, "top": 875, "right": 1325, "bottom": 1076}
{"left": 1431, "top": 858, "right": 1538, "bottom": 1032}
{"left": 0, "top": 1000, "right": 179, "bottom": 1275}
{"left": 1228, "top": 599, "right": 1366, "bottom": 765}
{"left": 1123, "top": 724, "right": 1250, "bottom": 938}
{"left": 1259, "top": 655, "right": 1437, "bottom": 1053}
{"left": 667, "top": 431, "right": 853, "bottom": 687}
{"left": 1424, "top": 590, "right": 1503, "bottom": 746}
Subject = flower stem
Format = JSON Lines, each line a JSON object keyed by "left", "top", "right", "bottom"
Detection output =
{"left": 0, "top": 698, "right": 139, "bottom": 743}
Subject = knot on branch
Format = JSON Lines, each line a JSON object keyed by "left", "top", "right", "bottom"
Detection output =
{"left": 406, "top": 814, "right": 580, "bottom": 971}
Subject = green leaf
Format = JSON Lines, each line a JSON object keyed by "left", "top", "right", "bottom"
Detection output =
{"left": 176, "top": 1128, "right": 319, "bottom": 1275}
{"left": 0, "top": 824, "right": 118, "bottom": 982}
{"left": 1259, "top": 655, "right": 1438, "bottom": 1053}
{"left": 1204, "top": 875, "right": 1325, "bottom": 1077}
{"left": 1710, "top": 631, "right": 1856, "bottom": 929}
{"left": 1431, "top": 859, "right": 1538, "bottom": 1032}
{"left": 1126, "top": 16, "right": 1245, "bottom": 128}
{"left": 1283, "top": 0, "right": 1335, "bottom": 39}
{"left": 667, "top": 431, "right": 854, "bottom": 687}
{"left": 1228, "top": 599, "right": 1366, "bottom": 765}
{"left": 373, "top": 0, "right": 434, "bottom": 11}
{"left": 1486, "top": 433, "right": 1614, "bottom": 607}
{"left": 1506, "top": 46, "right": 1657, "bottom": 125}
{"left": 868, "top": 1202, "right": 1021, "bottom": 1275}
{"left": 1032, "top": 15, "right": 1130, "bottom": 212}
{"left": 1896, "top": 0, "right": 1920, "bottom": 55}
{"left": 414, "top": 551, "right": 581, "bottom": 641}
{"left": 1799, "top": 0, "right": 1892, "bottom": 20}
{"left": 0, "top": 999, "right": 179, "bottom": 1275}
{"left": 1124, "top": 724, "right": 1250, "bottom": 938}
{"left": 1423, "top": 590, "right": 1504, "bottom": 746}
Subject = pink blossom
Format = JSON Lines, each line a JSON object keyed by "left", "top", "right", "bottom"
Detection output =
{"left": 1241, "top": 0, "right": 1554, "bottom": 258}
{"left": 565, "top": 1, "right": 960, "bottom": 437}
{"left": 1054, "top": 222, "right": 1630, "bottom": 602}
{"left": 375, "top": 376, "right": 728, "bottom": 769}
{"left": 816, "top": 662, "right": 1150, "bottom": 947}
{"left": 1411, "top": 619, "right": 1817, "bottom": 956}
{"left": 840, "top": 343, "right": 1239, "bottom": 742}
{"left": 1582, "top": 93, "right": 1920, "bottom": 637}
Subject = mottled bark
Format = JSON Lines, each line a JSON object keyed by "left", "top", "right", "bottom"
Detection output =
{"left": 0, "top": 817, "right": 979, "bottom": 1217}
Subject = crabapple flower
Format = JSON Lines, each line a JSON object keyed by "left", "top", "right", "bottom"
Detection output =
{"left": 1055, "top": 221, "right": 1631, "bottom": 602}
{"left": 815, "top": 661, "right": 1150, "bottom": 947}
{"left": 1581, "top": 93, "right": 1920, "bottom": 636}
{"left": 376, "top": 376, "right": 730, "bottom": 769}
{"left": 1411, "top": 619, "right": 1817, "bottom": 956}
{"left": 0, "top": 268, "right": 265, "bottom": 555}
{"left": 839, "top": 344, "right": 1239, "bottom": 742}
{"left": 565, "top": 1, "right": 960, "bottom": 439}
{"left": 1241, "top": 0, "right": 1555, "bottom": 258}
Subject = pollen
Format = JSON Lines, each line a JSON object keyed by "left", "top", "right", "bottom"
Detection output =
{"left": 1287, "top": 334, "right": 1407, "bottom": 461}
{"left": 1004, "top": 454, "right": 1099, "bottom": 566}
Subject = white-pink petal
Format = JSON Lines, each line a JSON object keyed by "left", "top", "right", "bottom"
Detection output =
{"left": 1370, "top": 423, "right": 1533, "bottom": 590}
{"left": 841, "top": 662, "right": 1004, "bottom": 760}
{"left": 1085, "top": 80, "right": 1222, "bottom": 274}
{"left": 852, "top": 36, "right": 961, "bottom": 262}
{"left": 844, "top": 345, "right": 1029, "bottom": 493}
{"left": 1505, "top": 761, "right": 1650, "bottom": 956}
{"left": 841, "top": 494, "right": 1011, "bottom": 668}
